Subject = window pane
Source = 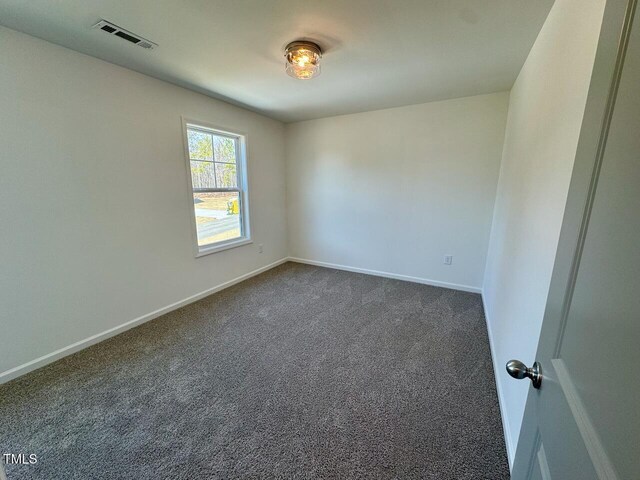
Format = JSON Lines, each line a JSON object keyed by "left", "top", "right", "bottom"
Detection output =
{"left": 215, "top": 162, "right": 238, "bottom": 188}
{"left": 188, "top": 129, "right": 213, "bottom": 160}
{"left": 213, "top": 135, "right": 236, "bottom": 164}
{"left": 193, "top": 192, "right": 242, "bottom": 246}
{"left": 190, "top": 161, "right": 216, "bottom": 189}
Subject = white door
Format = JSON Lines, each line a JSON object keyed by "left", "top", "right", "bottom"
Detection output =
{"left": 511, "top": 0, "right": 640, "bottom": 478}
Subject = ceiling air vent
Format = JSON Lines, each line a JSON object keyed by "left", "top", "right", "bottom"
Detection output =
{"left": 92, "top": 20, "right": 157, "bottom": 49}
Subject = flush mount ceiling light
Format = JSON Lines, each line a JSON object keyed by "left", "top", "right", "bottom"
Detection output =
{"left": 284, "top": 41, "right": 322, "bottom": 80}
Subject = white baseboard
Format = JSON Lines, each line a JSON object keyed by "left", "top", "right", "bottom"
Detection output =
{"left": 0, "top": 258, "right": 289, "bottom": 385}
{"left": 481, "top": 290, "right": 515, "bottom": 470}
{"left": 287, "top": 257, "right": 482, "bottom": 293}
{"left": 1, "top": 256, "right": 481, "bottom": 385}
{"left": 3, "top": 256, "right": 509, "bottom": 468}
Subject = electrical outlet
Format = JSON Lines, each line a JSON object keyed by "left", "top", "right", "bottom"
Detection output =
{"left": 258, "top": 244, "right": 264, "bottom": 254}
{"left": 444, "top": 255, "right": 453, "bottom": 265}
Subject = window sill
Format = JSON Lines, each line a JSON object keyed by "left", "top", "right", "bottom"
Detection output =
{"left": 196, "top": 238, "right": 252, "bottom": 257}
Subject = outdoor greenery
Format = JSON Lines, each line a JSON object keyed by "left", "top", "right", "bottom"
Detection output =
{"left": 187, "top": 128, "right": 243, "bottom": 247}
{"left": 188, "top": 130, "right": 238, "bottom": 189}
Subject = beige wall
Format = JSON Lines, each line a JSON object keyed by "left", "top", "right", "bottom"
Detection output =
{"left": 482, "top": 0, "right": 607, "bottom": 465}
{"left": 0, "top": 26, "right": 288, "bottom": 380}
{"left": 286, "top": 93, "right": 509, "bottom": 291}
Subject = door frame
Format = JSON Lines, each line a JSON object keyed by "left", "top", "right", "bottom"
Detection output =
{"left": 511, "top": 0, "right": 638, "bottom": 476}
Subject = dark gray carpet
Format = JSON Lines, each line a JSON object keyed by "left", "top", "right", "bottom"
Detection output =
{"left": 0, "top": 262, "right": 509, "bottom": 479}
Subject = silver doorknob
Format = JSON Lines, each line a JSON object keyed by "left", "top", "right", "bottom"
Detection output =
{"left": 506, "top": 359, "right": 542, "bottom": 389}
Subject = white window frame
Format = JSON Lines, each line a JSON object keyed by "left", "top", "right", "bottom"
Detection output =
{"left": 182, "top": 118, "right": 251, "bottom": 257}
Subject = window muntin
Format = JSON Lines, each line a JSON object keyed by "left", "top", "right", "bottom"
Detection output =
{"left": 184, "top": 123, "right": 249, "bottom": 254}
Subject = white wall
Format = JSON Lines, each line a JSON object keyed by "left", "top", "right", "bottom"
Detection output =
{"left": 286, "top": 93, "right": 509, "bottom": 291}
{"left": 0, "top": 26, "right": 288, "bottom": 380}
{"left": 482, "top": 0, "right": 606, "bottom": 465}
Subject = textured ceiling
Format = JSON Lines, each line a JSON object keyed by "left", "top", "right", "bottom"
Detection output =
{"left": 0, "top": 0, "right": 553, "bottom": 122}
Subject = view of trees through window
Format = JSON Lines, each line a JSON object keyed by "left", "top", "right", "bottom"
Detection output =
{"left": 187, "top": 127, "right": 244, "bottom": 248}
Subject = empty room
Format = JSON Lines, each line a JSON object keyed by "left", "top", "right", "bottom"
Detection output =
{"left": 1, "top": 0, "right": 638, "bottom": 478}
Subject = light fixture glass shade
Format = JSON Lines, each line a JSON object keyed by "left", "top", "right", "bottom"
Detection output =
{"left": 285, "top": 41, "right": 322, "bottom": 80}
